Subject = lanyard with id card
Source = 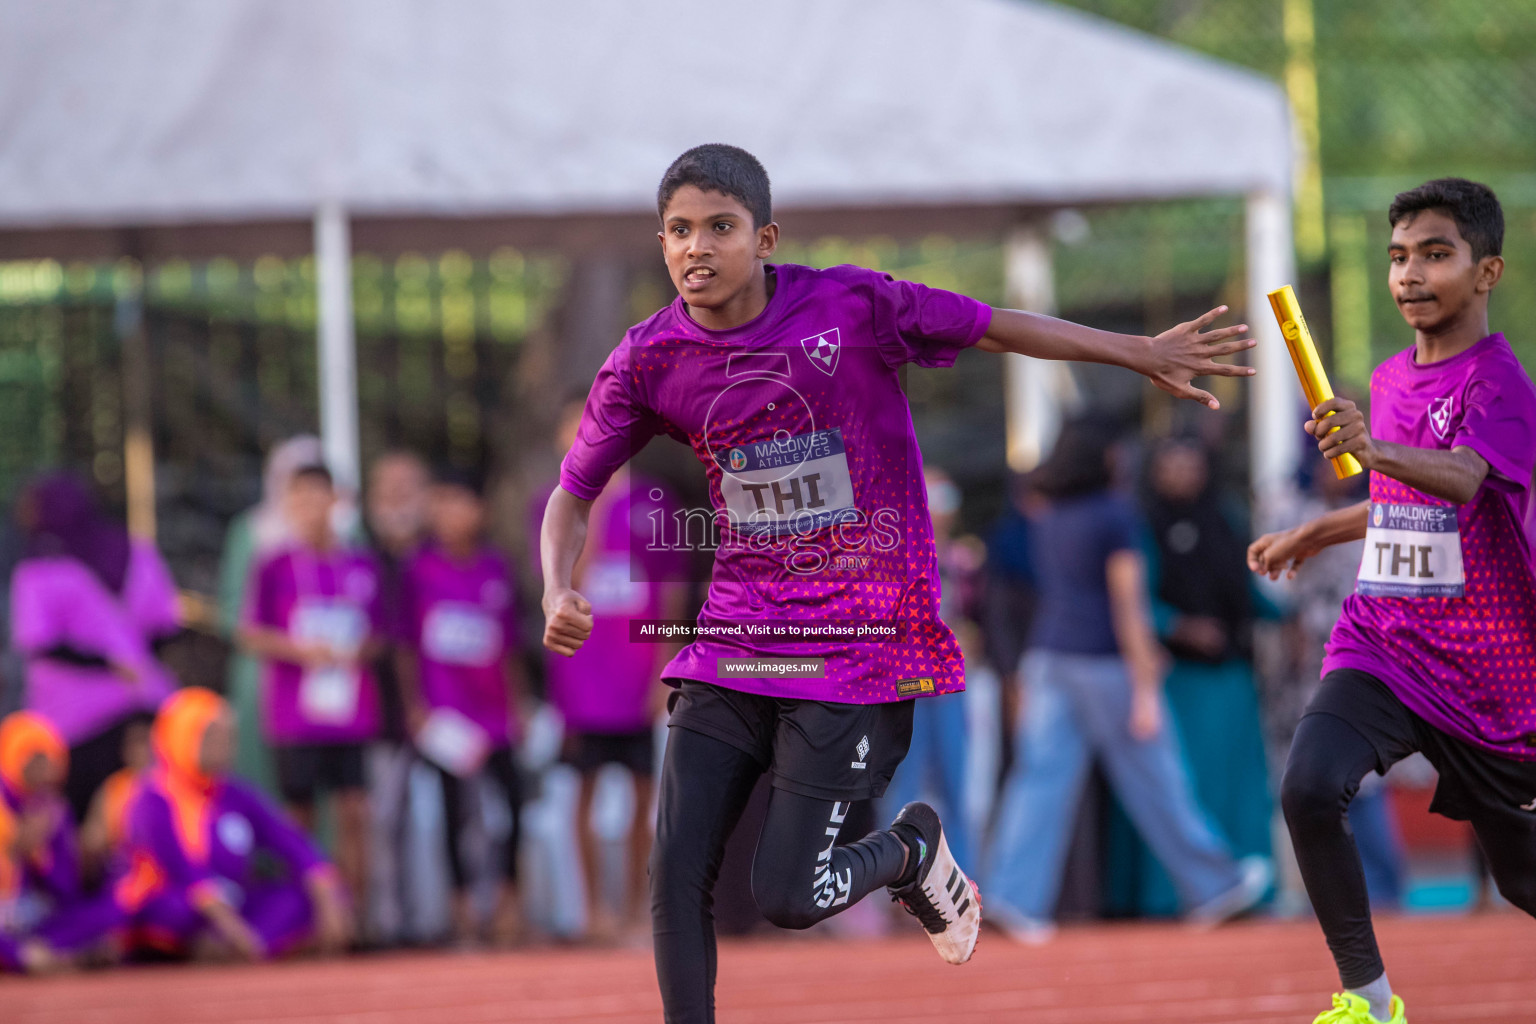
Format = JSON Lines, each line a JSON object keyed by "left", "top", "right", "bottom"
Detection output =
{"left": 1357, "top": 501, "right": 1465, "bottom": 598}
{"left": 422, "top": 601, "right": 502, "bottom": 667}
{"left": 290, "top": 554, "right": 369, "bottom": 725}
{"left": 292, "top": 600, "right": 366, "bottom": 723}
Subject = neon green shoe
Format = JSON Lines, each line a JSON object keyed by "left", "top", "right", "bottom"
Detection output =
{"left": 1312, "top": 992, "right": 1406, "bottom": 1023}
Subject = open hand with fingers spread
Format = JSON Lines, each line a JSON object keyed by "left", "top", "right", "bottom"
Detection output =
{"left": 1143, "top": 305, "right": 1257, "bottom": 410}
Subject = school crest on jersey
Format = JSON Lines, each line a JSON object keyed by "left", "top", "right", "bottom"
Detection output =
{"left": 1428, "top": 396, "right": 1454, "bottom": 439}
{"left": 801, "top": 328, "right": 841, "bottom": 376}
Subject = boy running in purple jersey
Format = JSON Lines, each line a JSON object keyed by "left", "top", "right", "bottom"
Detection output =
{"left": 541, "top": 144, "right": 1253, "bottom": 1024}
{"left": 1250, "top": 179, "right": 1536, "bottom": 1024}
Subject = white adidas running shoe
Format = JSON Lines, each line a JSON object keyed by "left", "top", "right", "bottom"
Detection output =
{"left": 887, "top": 801, "right": 981, "bottom": 965}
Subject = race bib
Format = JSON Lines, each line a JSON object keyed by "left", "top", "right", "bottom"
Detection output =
{"left": 291, "top": 600, "right": 367, "bottom": 654}
{"left": 1357, "top": 502, "right": 1465, "bottom": 598}
{"left": 717, "top": 428, "right": 859, "bottom": 538}
{"left": 299, "top": 665, "right": 362, "bottom": 725}
{"left": 292, "top": 600, "right": 367, "bottom": 724}
{"left": 422, "top": 603, "right": 502, "bottom": 666}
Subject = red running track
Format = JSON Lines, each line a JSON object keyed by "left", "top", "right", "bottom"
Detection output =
{"left": 5, "top": 912, "right": 1529, "bottom": 1023}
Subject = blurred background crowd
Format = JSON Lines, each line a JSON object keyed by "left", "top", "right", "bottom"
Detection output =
{"left": 2, "top": 0, "right": 1533, "bottom": 975}
{"left": 0, "top": 409, "right": 1490, "bottom": 970}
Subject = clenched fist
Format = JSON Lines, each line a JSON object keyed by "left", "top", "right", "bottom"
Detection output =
{"left": 542, "top": 588, "right": 594, "bottom": 656}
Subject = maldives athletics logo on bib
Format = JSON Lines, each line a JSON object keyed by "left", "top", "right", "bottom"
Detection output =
{"left": 1428, "top": 396, "right": 1454, "bottom": 439}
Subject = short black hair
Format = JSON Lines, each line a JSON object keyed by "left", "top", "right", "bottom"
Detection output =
{"left": 290, "top": 463, "right": 333, "bottom": 488}
{"left": 1033, "top": 419, "right": 1122, "bottom": 500}
{"left": 1388, "top": 178, "right": 1503, "bottom": 260}
{"left": 432, "top": 463, "right": 485, "bottom": 498}
{"left": 657, "top": 144, "right": 772, "bottom": 229}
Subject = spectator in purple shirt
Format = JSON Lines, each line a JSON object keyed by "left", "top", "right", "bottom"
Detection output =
{"left": 239, "top": 463, "right": 383, "bottom": 917}
{"left": 11, "top": 473, "right": 179, "bottom": 822}
{"left": 399, "top": 465, "right": 527, "bottom": 947}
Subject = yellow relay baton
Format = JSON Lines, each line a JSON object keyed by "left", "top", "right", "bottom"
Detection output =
{"left": 1266, "top": 285, "right": 1363, "bottom": 480}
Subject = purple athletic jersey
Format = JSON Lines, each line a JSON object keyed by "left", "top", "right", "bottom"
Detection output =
{"left": 1325, "top": 334, "right": 1536, "bottom": 758}
{"left": 11, "top": 541, "right": 179, "bottom": 744}
{"left": 119, "top": 775, "right": 325, "bottom": 913}
{"left": 400, "top": 545, "right": 520, "bottom": 746}
{"left": 559, "top": 264, "right": 991, "bottom": 704}
{"left": 248, "top": 545, "right": 383, "bottom": 744}
{"left": 537, "top": 475, "right": 685, "bottom": 733}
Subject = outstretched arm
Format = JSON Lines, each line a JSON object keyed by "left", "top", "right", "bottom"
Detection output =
{"left": 1248, "top": 501, "right": 1370, "bottom": 581}
{"left": 976, "top": 305, "right": 1255, "bottom": 410}
{"left": 541, "top": 485, "right": 596, "bottom": 656}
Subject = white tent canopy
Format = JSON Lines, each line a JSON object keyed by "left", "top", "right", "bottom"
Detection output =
{"left": 0, "top": 0, "right": 1297, "bottom": 492}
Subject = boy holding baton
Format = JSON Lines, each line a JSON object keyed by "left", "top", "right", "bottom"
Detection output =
{"left": 1249, "top": 178, "right": 1536, "bottom": 1024}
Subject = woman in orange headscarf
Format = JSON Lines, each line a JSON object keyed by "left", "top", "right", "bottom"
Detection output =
{"left": 117, "top": 688, "right": 352, "bottom": 960}
{"left": 0, "top": 711, "right": 125, "bottom": 973}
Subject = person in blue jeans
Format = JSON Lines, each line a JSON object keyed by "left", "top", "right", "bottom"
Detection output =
{"left": 984, "top": 420, "right": 1269, "bottom": 941}
{"left": 883, "top": 468, "right": 979, "bottom": 870}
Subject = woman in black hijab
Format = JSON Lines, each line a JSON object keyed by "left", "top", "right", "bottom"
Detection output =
{"left": 1105, "top": 437, "right": 1275, "bottom": 918}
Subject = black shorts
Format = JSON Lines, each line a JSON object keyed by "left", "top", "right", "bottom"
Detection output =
{"left": 562, "top": 728, "right": 656, "bottom": 778}
{"left": 273, "top": 742, "right": 367, "bottom": 807}
{"left": 1307, "top": 668, "right": 1536, "bottom": 826}
{"left": 664, "top": 679, "right": 914, "bottom": 802}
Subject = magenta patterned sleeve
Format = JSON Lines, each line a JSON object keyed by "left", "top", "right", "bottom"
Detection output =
{"left": 822, "top": 264, "right": 992, "bottom": 370}
{"left": 559, "top": 346, "right": 667, "bottom": 501}
{"left": 1453, "top": 374, "right": 1536, "bottom": 495}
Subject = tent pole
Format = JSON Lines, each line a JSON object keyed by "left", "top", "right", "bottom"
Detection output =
{"left": 117, "top": 260, "right": 156, "bottom": 541}
{"left": 315, "top": 202, "right": 360, "bottom": 492}
{"left": 1246, "top": 189, "right": 1299, "bottom": 500}
{"left": 1003, "top": 223, "right": 1061, "bottom": 471}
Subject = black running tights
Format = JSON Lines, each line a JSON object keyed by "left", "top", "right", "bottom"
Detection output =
{"left": 651, "top": 726, "right": 909, "bottom": 1024}
{"left": 1282, "top": 712, "right": 1536, "bottom": 988}
{"left": 437, "top": 746, "right": 522, "bottom": 889}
